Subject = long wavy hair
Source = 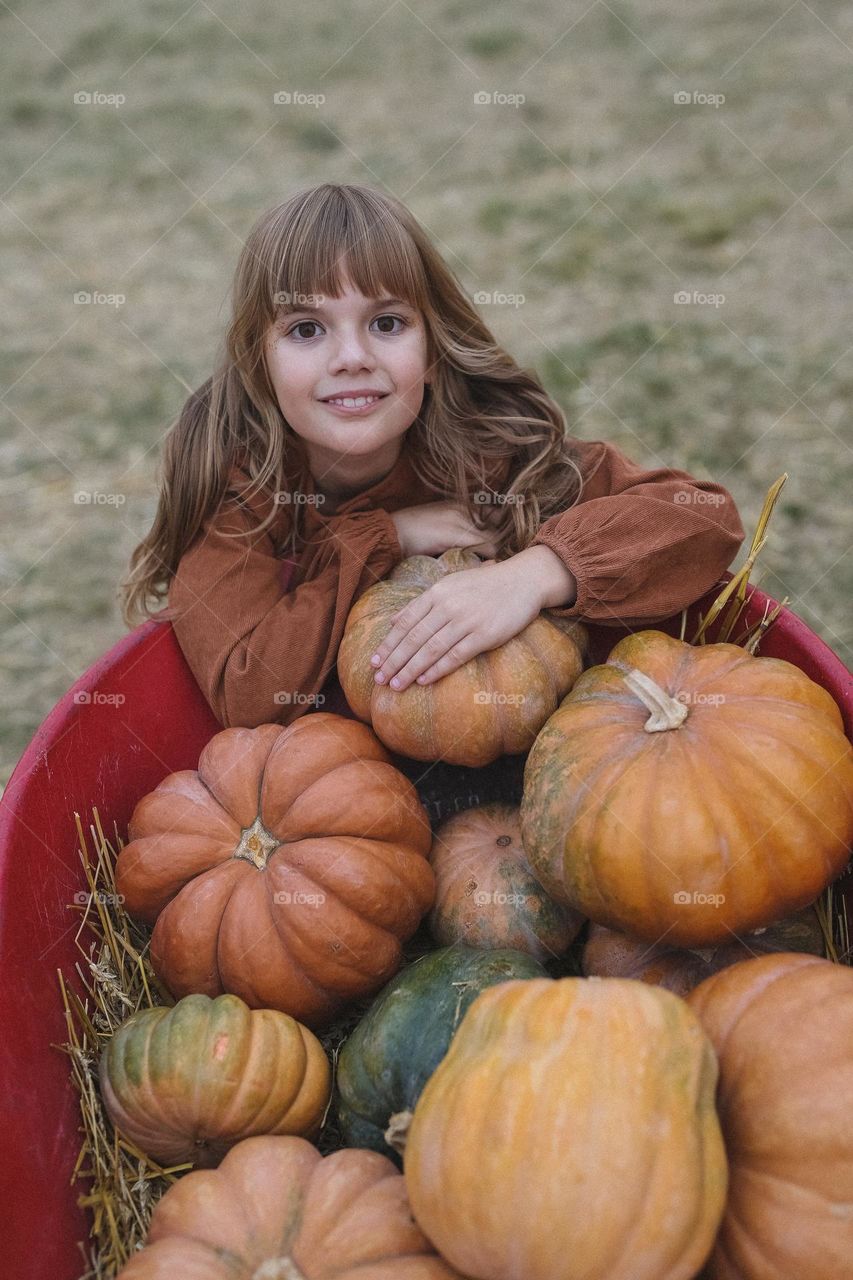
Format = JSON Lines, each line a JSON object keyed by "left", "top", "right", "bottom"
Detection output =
{"left": 121, "top": 182, "right": 585, "bottom": 624}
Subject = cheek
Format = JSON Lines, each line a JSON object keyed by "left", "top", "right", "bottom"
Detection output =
{"left": 399, "top": 332, "right": 430, "bottom": 384}
{"left": 268, "top": 348, "right": 312, "bottom": 402}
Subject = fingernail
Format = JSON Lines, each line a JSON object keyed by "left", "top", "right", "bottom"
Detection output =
{"left": 374, "top": 671, "right": 385, "bottom": 683}
{"left": 390, "top": 676, "right": 401, "bottom": 689}
{"left": 370, "top": 654, "right": 381, "bottom": 665}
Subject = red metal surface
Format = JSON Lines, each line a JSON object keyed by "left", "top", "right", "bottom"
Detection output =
{"left": 1, "top": 574, "right": 850, "bottom": 1279}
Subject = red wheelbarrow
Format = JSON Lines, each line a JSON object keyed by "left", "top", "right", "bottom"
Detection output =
{"left": 1, "top": 574, "right": 851, "bottom": 1280}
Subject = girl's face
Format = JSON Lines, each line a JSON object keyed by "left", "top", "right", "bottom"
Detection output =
{"left": 264, "top": 275, "right": 431, "bottom": 478}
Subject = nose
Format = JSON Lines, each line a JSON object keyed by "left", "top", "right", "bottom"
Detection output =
{"left": 327, "top": 324, "right": 377, "bottom": 375}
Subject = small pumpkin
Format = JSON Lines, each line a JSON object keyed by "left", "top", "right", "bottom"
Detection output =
{"left": 336, "top": 944, "right": 545, "bottom": 1161}
{"left": 338, "top": 547, "right": 589, "bottom": 766}
{"left": 521, "top": 629, "right": 853, "bottom": 947}
{"left": 117, "top": 1134, "right": 465, "bottom": 1279}
{"left": 115, "top": 714, "right": 435, "bottom": 1028}
{"left": 100, "top": 994, "right": 330, "bottom": 1167}
{"left": 428, "top": 803, "right": 583, "bottom": 960}
{"left": 583, "top": 905, "right": 826, "bottom": 997}
{"left": 404, "top": 975, "right": 727, "bottom": 1280}
{"left": 688, "top": 953, "right": 853, "bottom": 1280}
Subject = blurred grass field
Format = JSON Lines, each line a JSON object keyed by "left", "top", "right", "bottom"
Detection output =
{"left": 2, "top": 0, "right": 852, "bottom": 788}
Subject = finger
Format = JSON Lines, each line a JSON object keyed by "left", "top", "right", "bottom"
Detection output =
{"left": 370, "top": 594, "right": 432, "bottom": 671}
{"left": 385, "top": 623, "right": 471, "bottom": 692}
{"left": 374, "top": 610, "right": 447, "bottom": 684}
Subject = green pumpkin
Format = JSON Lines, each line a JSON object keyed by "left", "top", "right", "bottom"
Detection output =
{"left": 335, "top": 945, "right": 545, "bottom": 1162}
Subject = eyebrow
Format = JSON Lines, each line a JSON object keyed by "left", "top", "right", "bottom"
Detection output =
{"left": 277, "top": 296, "right": 413, "bottom": 316}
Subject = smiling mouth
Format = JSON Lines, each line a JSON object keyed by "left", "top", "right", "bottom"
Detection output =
{"left": 321, "top": 393, "right": 389, "bottom": 411}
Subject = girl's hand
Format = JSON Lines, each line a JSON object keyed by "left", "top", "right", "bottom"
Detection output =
{"left": 391, "top": 500, "right": 502, "bottom": 559}
{"left": 369, "top": 557, "right": 544, "bottom": 691}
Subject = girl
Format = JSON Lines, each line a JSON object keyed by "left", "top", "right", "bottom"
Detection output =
{"left": 122, "top": 183, "right": 745, "bottom": 729}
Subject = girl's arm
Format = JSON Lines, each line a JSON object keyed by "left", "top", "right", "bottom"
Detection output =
{"left": 370, "top": 437, "right": 746, "bottom": 691}
{"left": 529, "top": 436, "right": 745, "bottom": 627}
{"left": 168, "top": 472, "right": 402, "bottom": 728}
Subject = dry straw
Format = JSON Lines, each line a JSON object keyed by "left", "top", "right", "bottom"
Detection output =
{"left": 56, "top": 811, "right": 186, "bottom": 1279}
{"left": 56, "top": 810, "right": 387, "bottom": 1277}
{"left": 56, "top": 472, "right": 850, "bottom": 1277}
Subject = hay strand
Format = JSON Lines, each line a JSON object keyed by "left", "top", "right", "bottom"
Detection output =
{"left": 685, "top": 473, "right": 788, "bottom": 649}
{"left": 56, "top": 812, "right": 184, "bottom": 1280}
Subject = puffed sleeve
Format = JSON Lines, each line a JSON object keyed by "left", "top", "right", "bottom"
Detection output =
{"left": 168, "top": 471, "right": 402, "bottom": 728}
{"left": 531, "top": 437, "right": 745, "bottom": 626}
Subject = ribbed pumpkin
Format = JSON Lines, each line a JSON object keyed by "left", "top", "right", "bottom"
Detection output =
{"left": 583, "top": 906, "right": 826, "bottom": 997}
{"left": 521, "top": 630, "right": 853, "bottom": 947}
{"left": 428, "top": 803, "right": 583, "bottom": 960}
{"left": 336, "top": 944, "right": 545, "bottom": 1161}
{"left": 115, "top": 715, "right": 435, "bottom": 1028}
{"left": 117, "top": 1135, "right": 466, "bottom": 1279}
{"left": 100, "top": 994, "right": 330, "bottom": 1167}
{"left": 337, "top": 547, "right": 589, "bottom": 766}
{"left": 688, "top": 953, "right": 853, "bottom": 1280}
{"left": 404, "top": 976, "right": 727, "bottom": 1280}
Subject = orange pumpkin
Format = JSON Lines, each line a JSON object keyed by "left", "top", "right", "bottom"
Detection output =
{"left": 115, "top": 714, "right": 435, "bottom": 1028}
{"left": 688, "top": 953, "right": 853, "bottom": 1280}
{"left": 338, "top": 547, "right": 588, "bottom": 766}
{"left": 118, "top": 1134, "right": 465, "bottom": 1279}
{"left": 100, "top": 994, "right": 330, "bottom": 1167}
{"left": 428, "top": 802, "right": 583, "bottom": 960}
{"left": 521, "top": 630, "right": 853, "bottom": 947}
{"left": 405, "top": 976, "right": 727, "bottom": 1280}
{"left": 582, "top": 906, "right": 826, "bottom": 997}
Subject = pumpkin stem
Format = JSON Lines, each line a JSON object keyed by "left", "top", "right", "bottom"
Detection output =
{"left": 234, "top": 817, "right": 280, "bottom": 870}
{"left": 622, "top": 668, "right": 689, "bottom": 733}
{"left": 384, "top": 1109, "right": 414, "bottom": 1155}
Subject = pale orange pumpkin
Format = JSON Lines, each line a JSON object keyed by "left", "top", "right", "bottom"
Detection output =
{"left": 521, "top": 630, "right": 853, "bottom": 947}
{"left": 117, "top": 1135, "right": 466, "bottom": 1278}
{"left": 115, "top": 714, "right": 435, "bottom": 1028}
{"left": 428, "top": 802, "right": 583, "bottom": 960}
{"left": 688, "top": 953, "right": 853, "bottom": 1280}
{"left": 404, "top": 976, "right": 727, "bottom": 1280}
{"left": 100, "top": 994, "right": 330, "bottom": 1167}
{"left": 582, "top": 906, "right": 826, "bottom": 997}
{"left": 338, "top": 547, "right": 589, "bottom": 767}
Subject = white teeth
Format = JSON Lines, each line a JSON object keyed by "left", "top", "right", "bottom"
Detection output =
{"left": 326, "top": 395, "right": 382, "bottom": 407}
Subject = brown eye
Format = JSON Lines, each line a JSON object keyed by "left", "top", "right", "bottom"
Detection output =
{"left": 287, "top": 320, "right": 321, "bottom": 340}
{"left": 375, "top": 314, "right": 407, "bottom": 334}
